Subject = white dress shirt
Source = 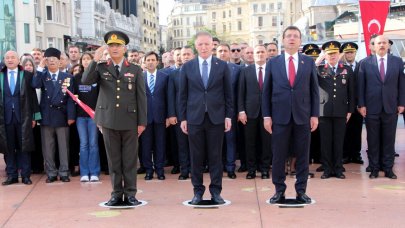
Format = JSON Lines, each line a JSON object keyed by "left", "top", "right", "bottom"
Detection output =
{"left": 284, "top": 52, "right": 299, "bottom": 80}
{"left": 376, "top": 53, "right": 388, "bottom": 75}
{"left": 198, "top": 55, "right": 212, "bottom": 78}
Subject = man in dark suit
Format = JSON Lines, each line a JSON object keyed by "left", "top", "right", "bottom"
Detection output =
{"left": 217, "top": 43, "right": 241, "bottom": 179}
{"left": 168, "top": 46, "right": 194, "bottom": 180}
{"left": 238, "top": 45, "right": 272, "bottom": 180}
{"left": 358, "top": 35, "right": 405, "bottom": 179}
{"left": 179, "top": 31, "right": 233, "bottom": 205}
{"left": 32, "top": 47, "right": 76, "bottom": 183}
{"left": 1, "top": 51, "right": 40, "bottom": 185}
{"left": 141, "top": 51, "right": 169, "bottom": 180}
{"left": 82, "top": 31, "right": 147, "bottom": 206}
{"left": 262, "top": 26, "right": 319, "bottom": 204}
{"left": 317, "top": 41, "right": 355, "bottom": 179}
{"left": 341, "top": 42, "right": 364, "bottom": 165}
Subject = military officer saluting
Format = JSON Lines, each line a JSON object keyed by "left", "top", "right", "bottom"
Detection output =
{"left": 82, "top": 31, "right": 147, "bottom": 206}
{"left": 317, "top": 41, "right": 355, "bottom": 179}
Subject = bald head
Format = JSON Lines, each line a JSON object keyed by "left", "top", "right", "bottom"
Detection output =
{"left": 374, "top": 35, "right": 389, "bottom": 57}
{"left": 4, "top": 51, "right": 19, "bottom": 70}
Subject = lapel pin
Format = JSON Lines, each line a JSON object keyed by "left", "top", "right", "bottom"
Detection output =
{"left": 301, "top": 61, "right": 304, "bottom": 64}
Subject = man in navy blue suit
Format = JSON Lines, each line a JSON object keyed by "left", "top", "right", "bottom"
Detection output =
{"left": 141, "top": 51, "right": 169, "bottom": 180}
{"left": 262, "top": 26, "right": 319, "bottom": 204}
{"left": 1, "top": 51, "right": 40, "bottom": 185}
{"left": 179, "top": 31, "right": 233, "bottom": 205}
{"left": 358, "top": 35, "right": 405, "bottom": 179}
{"left": 32, "top": 47, "right": 76, "bottom": 183}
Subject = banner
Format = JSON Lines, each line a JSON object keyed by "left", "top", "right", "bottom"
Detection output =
{"left": 65, "top": 89, "right": 95, "bottom": 119}
{"left": 359, "top": 0, "right": 390, "bottom": 56}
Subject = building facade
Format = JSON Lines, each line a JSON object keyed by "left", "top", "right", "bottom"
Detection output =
{"left": 137, "top": 0, "right": 160, "bottom": 52}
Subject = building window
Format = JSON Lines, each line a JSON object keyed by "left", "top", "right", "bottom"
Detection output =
{"left": 258, "top": 40, "right": 263, "bottom": 45}
{"left": 34, "top": 0, "right": 40, "bottom": 17}
{"left": 46, "top": 5, "right": 53, "bottom": 21}
{"left": 238, "top": 21, "right": 242, "bottom": 31}
{"left": 261, "top": 3, "right": 266, "bottom": 12}
{"left": 187, "top": 28, "right": 190, "bottom": 37}
{"left": 237, "top": 7, "right": 242, "bottom": 15}
{"left": 229, "top": 22, "right": 231, "bottom": 31}
{"left": 223, "top": 24, "right": 226, "bottom": 32}
{"left": 62, "top": 3, "right": 66, "bottom": 24}
{"left": 24, "top": 24, "right": 30, "bottom": 43}
{"left": 277, "top": 2, "right": 282, "bottom": 10}
{"left": 270, "top": 3, "right": 274, "bottom": 11}
{"left": 36, "top": 36, "right": 42, "bottom": 49}
{"left": 258, "top": 16, "right": 263, "bottom": 27}
{"left": 229, "top": 10, "right": 231, "bottom": 17}
{"left": 48, "top": 37, "right": 55, "bottom": 47}
{"left": 212, "top": 24, "right": 216, "bottom": 33}
{"left": 272, "top": 16, "right": 277, "bottom": 26}
{"left": 253, "top": 4, "right": 258, "bottom": 13}
{"left": 187, "top": 17, "right": 190, "bottom": 25}
{"left": 212, "top": 12, "right": 216, "bottom": 19}
{"left": 223, "top": 11, "right": 226, "bottom": 18}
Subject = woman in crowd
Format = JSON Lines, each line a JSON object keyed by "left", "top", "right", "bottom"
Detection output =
{"left": 73, "top": 52, "right": 101, "bottom": 182}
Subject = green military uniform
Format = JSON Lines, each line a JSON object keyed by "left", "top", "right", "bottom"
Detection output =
{"left": 317, "top": 41, "right": 355, "bottom": 179}
{"left": 82, "top": 31, "right": 147, "bottom": 205}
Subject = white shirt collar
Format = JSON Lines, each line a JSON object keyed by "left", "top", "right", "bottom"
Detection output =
{"left": 7, "top": 68, "right": 18, "bottom": 75}
{"left": 285, "top": 52, "right": 299, "bottom": 62}
{"left": 255, "top": 63, "right": 266, "bottom": 70}
{"left": 147, "top": 69, "right": 157, "bottom": 77}
{"left": 198, "top": 55, "right": 212, "bottom": 64}
{"left": 376, "top": 53, "right": 388, "bottom": 61}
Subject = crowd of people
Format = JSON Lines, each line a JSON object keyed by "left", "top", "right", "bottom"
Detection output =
{"left": 0, "top": 27, "right": 403, "bottom": 206}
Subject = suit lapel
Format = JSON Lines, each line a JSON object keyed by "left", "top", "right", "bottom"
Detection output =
{"left": 143, "top": 72, "right": 151, "bottom": 95}
{"left": 107, "top": 63, "right": 118, "bottom": 79}
{"left": 385, "top": 55, "right": 393, "bottom": 82}
{"left": 294, "top": 54, "right": 306, "bottom": 87}
{"left": 193, "top": 58, "right": 205, "bottom": 88}
{"left": 52, "top": 72, "right": 64, "bottom": 100}
{"left": 250, "top": 65, "right": 260, "bottom": 90}
{"left": 372, "top": 56, "right": 383, "bottom": 83}
{"left": 278, "top": 54, "right": 289, "bottom": 86}
{"left": 207, "top": 57, "right": 219, "bottom": 88}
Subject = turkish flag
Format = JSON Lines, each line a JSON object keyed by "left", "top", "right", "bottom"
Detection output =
{"left": 359, "top": 0, "right": 390, "bottom": 56}
{"left": 65, "top": 89, "right": 95, "bottom": 119}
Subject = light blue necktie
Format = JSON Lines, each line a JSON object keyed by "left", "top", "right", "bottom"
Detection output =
{"left": 149, "top": 74, "right": 155, "bottom": 93}
{"left": 9, "top": 71, "right": 15, "bottom": 94}
{"left": 202, "top": 60, "right": 208, "bottom": 88}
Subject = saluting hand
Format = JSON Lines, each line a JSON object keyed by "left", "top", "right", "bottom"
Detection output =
{"left": 93, "top": 45, "right": 108, "bottom": 62}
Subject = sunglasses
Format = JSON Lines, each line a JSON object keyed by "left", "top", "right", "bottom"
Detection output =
{"left": 231, "top": 49, "right": 241, "bottom": 52}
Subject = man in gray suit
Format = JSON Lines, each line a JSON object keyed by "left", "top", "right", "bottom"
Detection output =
{"left": 82, "top": 31, "right": 147, "bottom": 206}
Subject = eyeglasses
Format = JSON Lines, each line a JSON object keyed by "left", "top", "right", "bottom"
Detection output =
{"left": 231, "top": 49, "right": 241, "bottom": 52}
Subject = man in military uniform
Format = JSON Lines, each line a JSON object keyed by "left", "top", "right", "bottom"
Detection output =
{"left": 317, "top": 41, "right": 355, "bottom": 179}
{"left": 82, "top": 31, "right": 147, "bottom": 206}
{"left": 305, "top": 49, "right": 321, "bottom": 61}
{"left": 341, "top": 42, "right": 364, "bottom": 165}
{"left": 32, "top": 47, "right": 76, "bottom": 183}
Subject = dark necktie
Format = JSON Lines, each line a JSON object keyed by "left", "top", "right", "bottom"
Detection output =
{"left": 115, "top": 65, "right": 120, "bottom": 77}
{"left": 52, "top": 73, "right": 57, "bottom": 86}
{"left": 258, "top": 67, "right": 263, "bottom": 90}
{"left": 288, "top": 56, "right": 295, "bottom": 87}
{"left": 332, "top": 67, "right": 336, "bottom": 76}
{"left": 202, "top": 60, "right": 208, "bottom": 88}
{"left": 9, "top": 71, "right": 16, "bottom": 94}
{"left": 379, "top": 58, "right": 385, "bottom": 81}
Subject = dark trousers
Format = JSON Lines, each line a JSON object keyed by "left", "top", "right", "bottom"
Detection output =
{"left": 244, "top": 117, "right": 271, "bottom": 172}
{"left": 102, "top": 127, "right": 139, "bottom": 198}
{"left": 310, "top": 128, "right": 321, "bottom": 163}
{"left": 69, "top": 122, "right": 80, "bottom": 170}
{"left": 365, "top": 112, "right": 397, "bottom": 171}
{"left": 272, "top": 120, "right": 310, "bottom": 193}
{"left": 188, "top": 114, "right": 224, "bottom": 196}
{"left": 31, "top": 124, "right": 44, "bottom": 172}
{"left": 166, "top": 125, "right": 179, "bottom": 167}
{"left": 343, "top": 111, "right": 363, "bottom": 159}
{"left": 237, "top": 122, "right": 246, "bottom": 167}
{"left": 140, "top": 122, "right": 166, "bottom": 175}
{"left": 319, "top": 117, "right": 346, "bottom": 174}
{"left": 5, "top": 115, "right": 31, "bottom": 178}
{"left": 223, "top": 117, "right": 237, "bottom": 172}
{"left": 174, "top": 123, "right": 190, "bottom": 175}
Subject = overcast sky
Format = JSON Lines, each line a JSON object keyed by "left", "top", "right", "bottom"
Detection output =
{"left": 159, "top": 0, "right": 175, "bottom": 25}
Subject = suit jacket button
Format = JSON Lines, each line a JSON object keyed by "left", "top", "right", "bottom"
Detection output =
{"left": 117, "top": 88, "right": 120, "bottom": 91}
{"left": 117, "top": 95, "right": 120, "bottom": 99}
{"left": 333, "top": 95, "right": 336, "bottom": 98}
{"left": 117, "top": 80, "right": 120, "bottom": 83}
{"left": 116, "top": 104, "right": 120, "bottom": 107}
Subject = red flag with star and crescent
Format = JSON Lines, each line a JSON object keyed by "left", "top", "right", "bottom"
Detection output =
{"left": 359, "top": 0, "right": 391, "bottom": 56}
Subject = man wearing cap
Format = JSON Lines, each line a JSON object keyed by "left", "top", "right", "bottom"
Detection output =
{"left": 82, "top": 31, "right": 147, "bottom": 206}
{"left": 317, "top": 41, "right": 355, "bottom": 179}
{"left": 32, "top": 47, "right": 76, "bottom": 183}
{"left": 1, "top": 51, "right": 40, "bottom": 186}
{"left": 340, "top": 42, "right": 364, "bottom": 165}
{"left": 358, "top": 35, "right": 405, "bottom": 179}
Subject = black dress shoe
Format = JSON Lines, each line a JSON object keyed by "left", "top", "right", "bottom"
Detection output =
{"left": 190, "top": 195, "right": 202, "bottom": 205}
{"left": 316, "top": 165, "right": 324, "bottom": 172}
{"left": 366, "top": 166, "right": 372, "bottom": 172}
{"left": 384, "top": 170, "right": 397, "bottom": 179}
{"left": 369, "top": 170, "right": 379, "bottom": 179}
{"left": 335, "top": 173, "right": 346, "bottom": 179}
{"left": 22, "top": 177, "right": 32, "bottom": 185}
{"left": 342, "top": 167, "right": 346, "bottom": 172}
{"left": 269, "top": 192, "right": 285, "bottom": 204}
{"left": 137, "top": 167, "right": 146, "bottom": 174}
{"left": 124, "top": 196, "right": 141, "bottom": 206}
{"left": 296, "top": 192, "right": 312, "bottom": 204}
{"left": 157, "top": 174, "right": 166, "bottom": 180}
{"left": 237, "top": 165, "right": 247, "bottom": 173}
{"left": 352, "top": 157, "right": 364, "bottom": 164}
{"left": 211, "top": 194, "right": 225, "bottom": 204}
{"left": 395, "top": 153, "right": 400, "bottom": 157}
{"left": 178, "top": 173, "right": 189, "bottom": 180}
{"left": 171, "top": 166, "right": 180, "bottom": 174}
{"left": 321, "top": 172, "right": 330, "bottom": 179}
{"left": 261, "top": 171, "right": 270, "bottom": 179}
{"left": 2, "top": 177, "right": 18, "bottom": 185}
{"left": 46, "top": 176, "right": 57, "bottom": 183}
{"left": 227, "top": 171, "right": 236, "bottom": 179}
{"left": 144, "top": 173, "right": 153, "bottom": 180}
{"left": 203, "top": 166, "right": 209, "bottom": 173}
{"left": 342, "top": 157, "right": 350, "bottom": 164}
{"left": 60, "top": 176, "right": 70, "bottom": 182}
{"left": 106, "top": 196, "right": 123, "bottom": 206}
{"left": 246, "top": 171, "right": 256, "bottom": 179}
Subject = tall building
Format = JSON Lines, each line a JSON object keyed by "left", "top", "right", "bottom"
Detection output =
{"left": 105, "top": 0, "right": 138, "bottom": 17}
{"left": 137, "top": 0, "right": 160, "bottom": 51}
